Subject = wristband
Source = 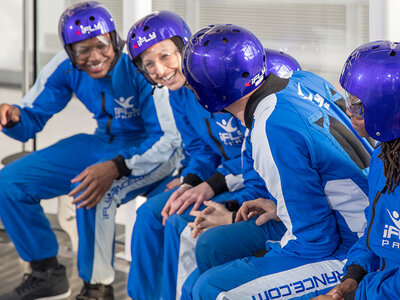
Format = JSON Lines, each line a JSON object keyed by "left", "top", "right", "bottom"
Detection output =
{"left": 232, "top": 211, "right": 237, "bottom": 223}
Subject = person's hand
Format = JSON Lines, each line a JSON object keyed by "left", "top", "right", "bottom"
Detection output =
{"left": 161, "top": 183, "right": 192, "bottom": 225}
{"left": 236, "top": 198, "right": 280, "bottom": 225}
{"left": 188, "top": 200, "right": 232, "bottom": 238}
{"left": 0, "top": 104, "right": 21, "bottom": 130}
{"left": 164, "top": 177, "right": 181, "bottom": 191}
{"left": 161, "top": 182, "right": 214, "bottom": 225}
{"left": 175, "top": 182, "right": 215, "bottom": 214}
{"left": 69, "top": 160, "right": 119, "bottom": 209}
{"left": 311, "top": 278, "right": 358, "bottom": 300}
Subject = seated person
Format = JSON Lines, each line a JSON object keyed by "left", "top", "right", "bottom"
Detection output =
{"left": 0, "top": 2, "right": 181, "bottom": 300}
{"left": 180, "top": 23, "right": 373, "bottom": 299}
{"left": 313, "top": 40, "right": 400, "bottom": 300}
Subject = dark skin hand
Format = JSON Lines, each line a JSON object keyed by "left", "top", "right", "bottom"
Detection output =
{"left": 69, "top": 160, "right": 119, "bottom": 209}
{"left": 0, "top": 104, "right": 21, "bottom": 130}
{"left": 311, "top": 278, "right": 358, "bottom": 300}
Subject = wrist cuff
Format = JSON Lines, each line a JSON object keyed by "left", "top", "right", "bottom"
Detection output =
{"left": 111, "top": 155, "right": 131, "bottom": 179}
{"left": 183, "top": 173, "right": 203, "bottom": 187}
{"left": 3, "top": 120, "right": 18, "bottom": 129}
{"left": 342, "top": 264, "right": 368, "bottom": 284}
{"left": 206, "top": 172, "right": 228, "bottom": 195}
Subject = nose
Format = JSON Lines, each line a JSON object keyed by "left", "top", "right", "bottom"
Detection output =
{"left": 153, "top": 61, "right": 167, "bottom": 76}
{"left": 87, "top": 47, "right": 102, "bottom": 62}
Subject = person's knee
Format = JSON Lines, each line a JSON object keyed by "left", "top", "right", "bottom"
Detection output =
{"left": 136, "top": 201, "right": 162, "bottom": 224}
{"left": 191, "top": 270, "right": 214, "bottom": 300}
{"left": 196, "top": 227, "right": 228, "bottom": 272}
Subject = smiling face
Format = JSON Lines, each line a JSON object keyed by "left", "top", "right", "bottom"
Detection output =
{"left": 140, "top": 39, "right": 186, "bottom": 91}
{"left": 72, "top": 33, "right": 115, "bottom": 79}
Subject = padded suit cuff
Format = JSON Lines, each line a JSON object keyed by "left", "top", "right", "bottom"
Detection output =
{"left": 111, "top": 155, "right": 131, "bottom": 179}
{"left": 183, "top": 173, "right": 203, "bottom": 187}
{"left": 206, "top": 172, "right": 228, "bottom": 196}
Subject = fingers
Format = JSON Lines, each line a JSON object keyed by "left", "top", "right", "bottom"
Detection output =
{"left": 70, "top": 170, "right": 88, "bottom": 184}
{"left": 191, "top": 199, "right": 203, "bottom": 213}
{"left": 237, "top": 205, "right": 249, "bottom": 222}
{"left": 255, "top": 212, "right": 275, "bottom": 226}
{"left": 161, "top": 201, "right": 171, "bottom": 226}
{"left": 69, "top": 180, "right": 88, "bottom": 198}
{"left": 176, "top": 199, "right": 192, "bottom": 215}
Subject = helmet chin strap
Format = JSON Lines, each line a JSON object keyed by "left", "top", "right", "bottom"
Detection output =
{"left": 108, "top": 32, "right": 125, "bottom": 72}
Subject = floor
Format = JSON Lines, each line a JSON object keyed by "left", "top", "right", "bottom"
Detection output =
{"left": 0, "top": 85, "right": 131, "bottom": 299}
{"left": 0, "top": 217, "right": 131, "bottom": 299}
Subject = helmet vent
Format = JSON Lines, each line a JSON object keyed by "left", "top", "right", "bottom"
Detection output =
{"left": 232, "top": 29, "right": 240, "bottom": 33}
{"left": 390, "top": 50, "right": 396, "bottom": 56}
{"left": 216, "top": 30, "right": 221, "bottom": 33}
{"left": 263, "top": 54, "right": 266, "bottom": 62}
{"left": 372, "top": 45, "right": 380, "bottom": 49}
{"left": 242, "top": 72, "right": 249, "bottom": 78}
{"left": 89, "top": 16, "right": 95, "bottom": 21}
{"left": 144, "top": 25, "right": 149, "bottom": 31}
{"left": 204, "top": 40, "right": 210, "bottom": 46}
{"left": 75, "top": 20, "right": 81, "bottom": 26}
{"left": 131, "top": 32, "right": 136, "bottom": 39}
{"left": 222, "top": 37, "right": 228, "bottom": 44}
{"left": 197, "top": 33, "right": 204, "bottom": 38}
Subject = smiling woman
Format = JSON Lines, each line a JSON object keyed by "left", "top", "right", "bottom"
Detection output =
{"left": 140, "top": 39, "right": 186, "bottom": 90}
{"left": 72, "top": 33, "right": 115, "bottom": 79}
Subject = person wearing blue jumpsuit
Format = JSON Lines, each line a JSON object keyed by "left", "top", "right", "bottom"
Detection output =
{"left": 0, "top": 3, "right": 181, "bottom": 300}
{"left": 181, "top": 24, "right": 373, "bottom": 300}
{"left": 159, "top": 47, "right": 303, "bottom": 300}
{"left": 124, "top": 11, "right": 278, "bottom": 300}
{"left": 312, "top": 41, "right": 400, "bottom": 300}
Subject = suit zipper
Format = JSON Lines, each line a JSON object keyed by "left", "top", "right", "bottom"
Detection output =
{"left": 366, "top": 187, "right": 387, "bottom": 251}
{"left": 101, "top": 92, "right": 114, "bottom": 143}
{"left": 205, "top": 118, "right": 229, "bottom": 160}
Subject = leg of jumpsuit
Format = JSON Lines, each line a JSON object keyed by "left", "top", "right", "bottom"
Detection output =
{"left": 162, "top": 192, "right": 235, "bottom": 300}
{"left": 191, "top": 249, "right": 348, "bottom": 300}
{"left": 127, "top": 187, "right": 176, "bottom": 300}
{"left": 0, "top": 134, "right": 104, "bottom": 262}
{"left": 180, "top": 219, "right": 286, "bottom": 299}
{"left": 76, "top": 144, "right": 179, "bottom": 285}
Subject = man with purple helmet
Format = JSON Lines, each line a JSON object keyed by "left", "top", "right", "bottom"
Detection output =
{"left": 0, "top": 2, "right": 181, "bottom": 299}
{"left": 313, "top": 41, "right": 400, "bottom": 300}
{"left": 180, "top": 24, "right": 373, "bottom": 299}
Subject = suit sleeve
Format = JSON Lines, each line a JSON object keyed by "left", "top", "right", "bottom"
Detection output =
{"left": 2, "top": 51, "right": 73, "bottom": 142}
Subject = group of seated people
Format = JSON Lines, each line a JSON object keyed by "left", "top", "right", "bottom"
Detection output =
{"left": 0, "top": 2, "right": 399, "bottom": 300}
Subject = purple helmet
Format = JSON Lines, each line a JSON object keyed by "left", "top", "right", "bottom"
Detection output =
{"left": 340, "top": 40, "right": 400, "bottom": 142}
{"left": 265, "top": 48, "right": 301, "bottom": 78}
{"left": 182, "top": 24, "right": 266, "bottom": 113}
{"left": 58, "top": 1, "right": 120, "bottom": 65}
{"left": 127, "top": 10, "right": 191, "bottom": 84}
